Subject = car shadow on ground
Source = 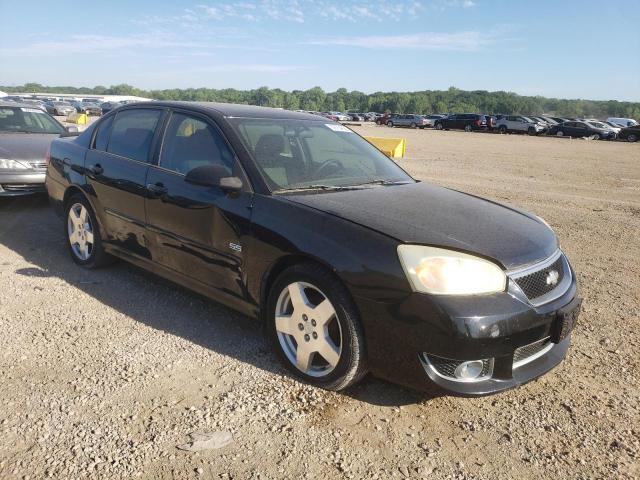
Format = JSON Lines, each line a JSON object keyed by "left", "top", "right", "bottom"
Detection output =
{"left": 0, "top": 195, "right": 441, "bottom": 407}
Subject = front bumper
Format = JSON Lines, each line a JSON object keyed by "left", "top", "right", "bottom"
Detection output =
{"left": 356, "top": 257, "right": 579, "bottom": 396}
{"left": 0, "top": 171, "right": 47, "bottom": 196}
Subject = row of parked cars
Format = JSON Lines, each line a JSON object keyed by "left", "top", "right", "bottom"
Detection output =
{"left": 377, "top": 112, "right": 639, "bottom": 142}
{"left": 1, "top": 96, "right": 132, "bottom": 117}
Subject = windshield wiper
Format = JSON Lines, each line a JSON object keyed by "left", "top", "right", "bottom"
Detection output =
{"left": 352, "top": 179, "right": 413, "bottom": 187}
{"left": 274, "top": 184, "right": 364, "bottom": 194}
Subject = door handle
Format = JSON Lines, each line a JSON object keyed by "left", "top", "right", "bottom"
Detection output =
{"left": 88, "top": 164, "right": 103, "bottom": 175}
{"left": 146, "top": 182, "right": 168, "bottom": 196}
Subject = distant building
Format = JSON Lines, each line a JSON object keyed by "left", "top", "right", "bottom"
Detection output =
{"left": 10, "top": 92, "right": 152, "bottom": 103}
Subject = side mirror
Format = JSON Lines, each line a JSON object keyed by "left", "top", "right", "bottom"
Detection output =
{"left": 66, "top": 125, "right": 79, "bottom": 133}
{"left": 185, "top": 164, "right": 242, "bottom": 193}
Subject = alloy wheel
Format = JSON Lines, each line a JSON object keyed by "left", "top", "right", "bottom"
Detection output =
{"left": 556, "top": 130, "right": 564, "bottom": 137}
{"left": 627, "top": 134, "right": 637, "bottom": 142}
{"left": 274, "top": 282, "right": 342, "bottom": 377}
{"left": 67, "top": 203, "right": 94, "bottom": 261}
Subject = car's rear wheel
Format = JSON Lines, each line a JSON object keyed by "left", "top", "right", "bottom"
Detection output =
{"left": 387, "top": 121, "right": 394, "bottom": 127}
{"left": 65, "top": 194, "right": 113, "bottom": 268}
{"left": 499, "top": 125, "right": 507, "bottom": 134}
{"left": 590, "top": 134, "right": 600, "bottom": 140}
{"left": 267, "top": 263, "right": 367, "bottom": 391}
{"left": 464, "top": 124, "right": 472, "bottom": 132}
{"left": 410, "top": 122, "right": 417, "bottom": 129}
{"left": 628, "top": 133, "right": 638, "bottom": 142}
{"left": 556, "top": 130, "right": 565, "bottom": 137}
{"left": 528, "top": 127, "right": 537, "bottom": 136}
{"left": 435, "top": 123, "right": 443, "bottom": 130}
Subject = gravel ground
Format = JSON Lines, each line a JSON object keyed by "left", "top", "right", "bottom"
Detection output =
{"left": 0, "top": 126, "right": 638, "bottom": 479}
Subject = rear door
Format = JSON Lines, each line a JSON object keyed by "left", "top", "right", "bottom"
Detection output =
{"left": 144, "top": 110, "right": 253, "bottom": 300}
{"left": 85, "top": 107, "right": 165, "bottom": 257}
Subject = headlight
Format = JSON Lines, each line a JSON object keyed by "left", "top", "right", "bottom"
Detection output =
{"left": 0, "top": 158, "right": 29, "bottom": 170}
{"left": 397, "top": 245, "right": 506, "bottom": 295}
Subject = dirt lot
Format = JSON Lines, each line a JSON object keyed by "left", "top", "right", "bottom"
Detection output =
{"left": 1, "top": 126, "right": 639, "bottom": 479}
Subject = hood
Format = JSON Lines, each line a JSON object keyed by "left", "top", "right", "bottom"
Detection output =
{"left": 284, "top": 182, "right": 558, "bottom": 269}
{"left": 0, "top": 133, "right": 59, "bottom": 162}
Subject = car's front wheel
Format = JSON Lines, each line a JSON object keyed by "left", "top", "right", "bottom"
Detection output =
{"left": 499, "top": 125, "right": 507, "bottom": 134}
{"left": 387, "top": 121, "right": 394, "bottom": 127}
{"left": 556, "top": 130, "right": 565, "bottom": 137}
{"left": 464, "top": 124, "right": 472, "bottom": 132}
{"left": 627, "top": 133, "right": 638, "bottom": 142}
{"left": 65, "top": 194, "right": 113, "bottom": 268}
{"left": 267, "top": 263, "right": 367, "bottom": 391}
{"left": 435, "top": 123, "right": 443, "bottom": 130}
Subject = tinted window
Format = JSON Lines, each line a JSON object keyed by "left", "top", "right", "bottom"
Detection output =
{"left": 159, "top": 113, "right": 235, "bottom": 175}
{"left": 93, "top": 115, "right": 114, "bottom": 151}
{"left": 0, "top": 107, "right": 63, "bottom": 134}
{"left": 107, "top": 109, "right": 161, "bottom": 162}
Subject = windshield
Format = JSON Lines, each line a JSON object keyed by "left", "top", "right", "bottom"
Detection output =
{"left": 0, "top": 107, "right": 64, "bottom": 134}
{"left": 589, "top": 122, "right": 607, "bottom": 128}
{"left": 230, "top": 118, "right": 414, "bottom": 192}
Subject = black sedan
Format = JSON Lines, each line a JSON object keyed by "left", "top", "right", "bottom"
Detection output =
{"left": 549, "top": 121, "right": 616, "bottom": 140}
{"left": 618, "top": 124, "right": 639, "bottom": 142}
{"left": 0, "top": 101, "right": 75, "bottom": 196}
{"left": 45, "top": 102, "right": 581, "bottom": 395}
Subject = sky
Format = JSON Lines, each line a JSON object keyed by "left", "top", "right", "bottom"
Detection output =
{"left": 0, "top": 0, "right": 639, "bottom": 101}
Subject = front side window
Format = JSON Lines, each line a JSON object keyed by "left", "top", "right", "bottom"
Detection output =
{"left": 231, "top": 118, "right": 413, "bottom": 191}
{"left": 0, "top": 107, "right": 64, "bottom": 134}
{"left": 159, "top": 113, "right": 235, "bottom": 175}
{"left": 107, "top": 109, "right": 162, "bottom": 162}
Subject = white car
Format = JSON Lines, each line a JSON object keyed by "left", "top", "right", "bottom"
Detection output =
{"left": 496, "top": 115, "right": 545, "bottom": 135}
{"left": 606, "top": 117, "right": 638, "bottom": 128}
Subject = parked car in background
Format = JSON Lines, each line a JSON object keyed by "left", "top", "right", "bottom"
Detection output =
{"left": 434, "top": 114, "right": 487, "bottom": 132}
{"left": 485, "top": 115, "right": 497, "bottom": 130}
{"left": 422, "top": 114, "right": 446, "bottom": 128}
{"left": 45, "top": 101, "right": 75, "bottom": 116}
{"left": 348, "top": 113, "right": 364, "bottom": 121}
{"left": 606, "top": 117, "right": 638, "bottom": 128}
{"left": 45, "top": 101, "right": 581, "bottom": 395}
{"left": 0, "top": 101, "right": 75, "bottom": 196}
{"left": 589, "top": 121, "right": 621, "bottom": 135}
{"left": 376, "top": 113, "right": 398, "bottom": 125}
{"left": 20, "top": 99, "right": 47, "bottom": 111}
{"left": 603, "top": 122, "right": 623, "bottom": 133}
{"left": 321, "top": 112, "right": 339, "bottom": 121}
{"left": 496, "top": 116, "right": 545, "bottom": 135}
{"left": 387, "top": 114, "right": 428, "bottom": 129}
{"left": 549, "top": 121, "right": 616, "bottom": 140}
{"left": 100, "top": 101, "right": 122, "bottom": 115}
{"left": 617, "top": 124, "right": 639, "bottom": 142}
{"left": 71, "top": 101, "right": 102, "bottom": 116}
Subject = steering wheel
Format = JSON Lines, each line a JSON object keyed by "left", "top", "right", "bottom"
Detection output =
{"left": 313, "top": 158, "right": 344, "bottom": 179}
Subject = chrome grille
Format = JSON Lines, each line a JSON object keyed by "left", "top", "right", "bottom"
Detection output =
{"left": 513, "top": 337, "right": 551, "bottom": 367}
{"left": 514, "top": 256, "right": 565, "bottom": 301}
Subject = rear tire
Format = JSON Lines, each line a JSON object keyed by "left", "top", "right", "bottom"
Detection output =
{"left": 387, "top": 121, "right": 394, "bottom": 127}
{"left": 64, "top": 194, "right": 114, "bottom": 269}
{"left": 410, "top": 122, "right": 417, "bottom": 129}
{"left": 627, "top": 133, "right": 638, "bottom": 142}
{"left": 556, "top": 130, "right": 565, "bottom": 137}
{"left": 435, "top": 123, "right": 443, "bottom": 130}
{"left": 267, "top": 262, "right": 368, "bottom": 391}
{"left": 528, "top": 127, "right": 537, "bottom": 136}
{"left": 464, "top": 124, "right": 472, "bottom": 132}
{"left": 499, "top": 125, "right": 507, "bottom": 134}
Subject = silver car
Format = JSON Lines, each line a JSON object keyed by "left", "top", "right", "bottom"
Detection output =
{"left": 0, "top": 102, "right": 74, "bottom": 196}
{"left": 387, "top": 114, "right": 428, "bottom": 129}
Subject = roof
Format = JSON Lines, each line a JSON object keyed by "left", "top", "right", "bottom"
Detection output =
{"left": 147, "top": 101, "right": 324, "bottom": 120}
{"left": 0, "top": 101, "right": 44, "bottom": 109}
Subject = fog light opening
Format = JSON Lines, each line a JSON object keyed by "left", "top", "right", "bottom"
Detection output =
{"left": 454, "top": 360, "right": 485, "bottom": 380}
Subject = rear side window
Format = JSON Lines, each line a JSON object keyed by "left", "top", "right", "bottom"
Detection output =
{"left": 107, "top": 109, "right": 162, "bottom": 162}
{"left": 93, "top": 115, "right": 114, "bottom": 151}
{"left": 159, "top": 113, "right": 235, "bottom": 175}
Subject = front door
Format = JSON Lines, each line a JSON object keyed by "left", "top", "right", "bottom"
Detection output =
{"left": 144, "top": 111, "right": 253, "bottom": 302}
{"left": 85, "top": 108, "right": 164, "bottom": 258}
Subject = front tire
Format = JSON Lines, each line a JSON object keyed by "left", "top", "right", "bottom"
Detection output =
{"left": 627, "top": 133, "right": 638, "bottom": 142}
{"left": 65, "top": 194, "right": 113, "bottom": 268}
{"left": 435, "top": 123, "right": 443, "bottom": 130}
{"left": 267, "top": 263, "right": 367, "bottom": 391}
{"left": 464, "top": 124, "right": 472, "bottom": 132}
{"left": 410, "top": 122, "right": 417, "bottom": 129}
{"left": 387, "top": 121, "right": 394, "bottom": 127}
{"left": 556, "top": 130, "right": 565, "bottom": 137}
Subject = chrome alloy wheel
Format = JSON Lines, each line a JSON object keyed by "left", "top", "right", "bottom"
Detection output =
{"left": 67, "top": 203, "right": 94, "bottom": 261}
{"left": 275, "top": 282, "right": 342, "bottom": 377}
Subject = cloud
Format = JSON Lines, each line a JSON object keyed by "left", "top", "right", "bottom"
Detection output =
{"left": 305, "top": 31, "right": 495, "bottom": 51}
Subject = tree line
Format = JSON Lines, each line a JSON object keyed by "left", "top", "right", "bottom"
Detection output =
{"left": 3, "top": 83, "right": 639, "bottom": 119}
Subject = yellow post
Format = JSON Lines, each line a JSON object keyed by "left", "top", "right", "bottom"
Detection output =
{"left": 363, "top": 137, "right": 406, "bottom": 158}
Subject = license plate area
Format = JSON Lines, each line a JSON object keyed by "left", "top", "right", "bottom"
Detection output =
{"left": 552, "top": 297, "right": 582, "bottom": 343}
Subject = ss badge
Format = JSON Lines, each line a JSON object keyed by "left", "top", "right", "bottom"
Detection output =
{"left": 229, "top": 243, "right": 242, "bottom": 252}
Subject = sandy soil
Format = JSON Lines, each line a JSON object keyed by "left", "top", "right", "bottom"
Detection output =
{"left": 1, "top": 125, "right": 638, "bottom": 479}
